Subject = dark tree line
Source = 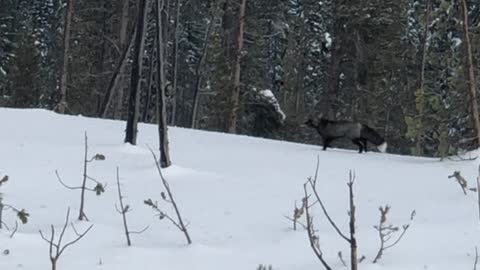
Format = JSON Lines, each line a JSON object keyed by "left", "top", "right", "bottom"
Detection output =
{"left": 1, "top": 0, "right": 479, "bottom": 157}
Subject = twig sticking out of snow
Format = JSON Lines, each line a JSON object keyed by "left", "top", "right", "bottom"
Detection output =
{"left": 115, "top": 167, "right": 149, "bottom": 246}
{"left": 39, "top": 208, "right": 93, "bottom": 270}
{"left": 448, "top": 171, "right": 469, "bottom": 195}
{"left": 372, "top": 205, "right": 415, "bottom": 263}
{"left": 56, "top": 132, "right": 106, "bottom": 221}
{"left": 144, "top": 146, "right": 192, "bottom": 245}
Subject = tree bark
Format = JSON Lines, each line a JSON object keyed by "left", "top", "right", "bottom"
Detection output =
{"left": 142, "top": 51, "right": 156, "bottom": 123}
{"left": 125, "top": 0, "right": 148, "bottom": 145}
{"left": 227, "top": 0, "right": 247, "bottom": 133}
{"left": 155, "top": 0, "right": 172, "bottom": 167}
{"left": 114, "top": 0, "right": 130, "bottom": 120}
{"left": 170, "top": 0, "right": 181, "bottom": 125}
{"left": 95, "top": 1, "right": 108, "bottom": 115}
{"left": 57, "top": 0, "right": 74, "bottom": 114}
{"left": 415, "top": 0, "right": 430, "bottom": 156}
{"left": 460, "top": 0, "right": 480, "bottom": 148}
{"left": 99, "top": 27, "right": 136, "bottom": 119}
{"left": 191, "top": 18, "right": 213, "bottom": 129}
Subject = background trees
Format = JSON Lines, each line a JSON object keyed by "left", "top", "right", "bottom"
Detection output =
{"left": 1, "top": 0, "right": 479, "bottom": 157}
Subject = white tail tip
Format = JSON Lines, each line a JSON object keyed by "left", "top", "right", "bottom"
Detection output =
{"left": 377, "top": 142, "right": 387, "bottom": 153}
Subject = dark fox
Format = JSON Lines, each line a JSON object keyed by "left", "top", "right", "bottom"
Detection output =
{"left": 305, "top": 117, "right": 387, "bottom": 153}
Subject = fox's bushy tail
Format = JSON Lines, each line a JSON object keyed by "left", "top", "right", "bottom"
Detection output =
{"left": 361, "top": 125, "right": 387, "bottom": 152}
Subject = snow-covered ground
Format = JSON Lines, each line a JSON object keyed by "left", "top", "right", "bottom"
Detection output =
{"left": 0, "top": 108, "right": 479, "bottom": 270}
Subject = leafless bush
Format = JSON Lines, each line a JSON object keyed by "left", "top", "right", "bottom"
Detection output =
{"left": 372, "top": 205, "right": 415, "bottom": 263}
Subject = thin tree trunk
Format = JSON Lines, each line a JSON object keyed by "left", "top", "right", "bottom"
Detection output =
{"left": 155, "top": 0, "right": 172, "bottom": 167}
{"left": 348, "top": 177, "right": 358, "bottom": 270}
{"left": 170, "top": 0, "right": 181, "bottom": 125}
{"left": 125, "top": 0, "right": 148, "bottom": 145}
{"left": 460, "top": 0, "right": 480, "bottom": 148}
{"left": 99, "top": 27, "right": 136, "bottom": 119}
{"left": 95, "top": 1, "right": 108, "bottom": 115}
{"left": 57, "top": 0, "right": 74, "bottom": 114}
{"left": 415, "top": 0, "right": 430, "bottom": 156}
{"left": 191, "top": 18, "right": 213, "bottom": 129}
{"left": 113, "top": 0, "right": 130, "bottom": 120}
{"left": 227, "top": 0, "right": 247, "bottom": 133}
{"left": 294, "top": 14, "right": 308, "bottom": 121}
{"left": 142, "top": 54, "right": 156, "bottom": 123}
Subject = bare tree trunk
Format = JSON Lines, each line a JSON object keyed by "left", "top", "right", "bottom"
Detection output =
{"left": 155, "top": 0, "right": 172, "bottom": 168}
{"left": 293, "top": 15, "right": 308, "bottom": 121}
{"left": 415, "top": 0, "right": 430, "bottom": 156}
{"left": 142, "top": 54, "right": 156, "bottom": 123}
{"left": 99, "top": 27, "right": 135, "bottom": 119}
{"left": 227, "top": 0, "right": 247, "bottom": 133}
{"left": 95, "top": 1, "right": 108, "bottom": 115}
{"left": 114, "top": 0, "right": 130, "bottom": 120}
{"left": 170, "top": 0, "right": 181, "bottom": 125}
{"left": 460, "top": 0, "right": 480, "bottom": 148}
{"left": 125, "top": 0, "right": 148, "bottom": 145}
{"left": 348, "top": 175, "right": 358, "bottom": 270}
{"left": 57, "top": 0, "right": 74, "bottom": 114}
{"left": 191, "top": 18, "right": 213, "bottom": 129}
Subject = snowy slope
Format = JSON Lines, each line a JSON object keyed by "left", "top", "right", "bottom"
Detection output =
{"left": 0, "top": 108, "right": 479, "bottom": 270}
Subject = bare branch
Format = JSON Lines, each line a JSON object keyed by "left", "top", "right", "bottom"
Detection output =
{"left": 474, "top": 246, "right": 478, "bottom": 270}
{"left": 9, "top": 221, "right": 18, "bottom": 238}
{"left": 55, "top": 171, "right": 82, "bottom": 190}
{"left": 338, "top": 251, "right": 347, "bottom": 267}
{"left": 283, "top": 215, "right": 307, "bottom": 230}
{"left": 307, "top": 177, "right": 350, "bottom": 243}
{"left": 58, "top": 224, "right": 93, "bottom": 257}
{"left": 130, "top": 225, "right": 150, "bottom": 234}
{"left": 39, "top": 207, "right": 93, "bottom": 270}
{"left": 303, "top": 183, "right": 333, "bottom": 270}
{"left": 146, "top": 146, "right": 192, "bottom": 244}
{"left": 373, "top": 206, "right": 415, "bottom": 263}
{"left": 448, "top": 171, "right": 468, "bottom": 195}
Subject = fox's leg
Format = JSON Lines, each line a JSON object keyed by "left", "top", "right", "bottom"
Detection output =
{"left": 361, "top": 139, "right": 368, "bottom": 152}
{"left": 352, "top": 139, "right": 363, "bottom": 153}
{"left": 323, "top": 138, "right": 333, "bottom": 150}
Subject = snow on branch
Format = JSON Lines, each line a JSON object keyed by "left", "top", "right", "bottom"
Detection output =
{"left": 256, "top": 89, "right": 286, "bottom": 122}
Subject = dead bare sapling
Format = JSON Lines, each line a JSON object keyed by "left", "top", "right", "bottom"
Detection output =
{"left": 372, "top": 205, "right": 415, "bottom": 263}
{"left": 115, "top": 167, "right": 148, "bottom": 246}
{"left": 39, "top": 208, "right": 93, "bottom": 270}
{"left": 144, "top": 147, "right": 192, "bottom": 244}
{"left": 56, "top": 132, "right": 106, "bottom": 221}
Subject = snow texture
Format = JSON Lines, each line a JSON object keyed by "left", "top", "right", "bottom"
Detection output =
{"left": 0, "top": 108, "right": 479, "bottom": 270}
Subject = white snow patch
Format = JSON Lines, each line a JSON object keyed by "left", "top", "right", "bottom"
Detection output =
{"left": 259, "top": 89, "right": 286, "bottom": 121}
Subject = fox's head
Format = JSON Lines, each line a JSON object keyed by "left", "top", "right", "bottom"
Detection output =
{"left": 304, "top": 113, "right": 324, "bottom": 128}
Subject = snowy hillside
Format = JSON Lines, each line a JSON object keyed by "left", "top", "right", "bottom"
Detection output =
{"left": 0, "top": 108, "right": 479, "bottom": 270}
